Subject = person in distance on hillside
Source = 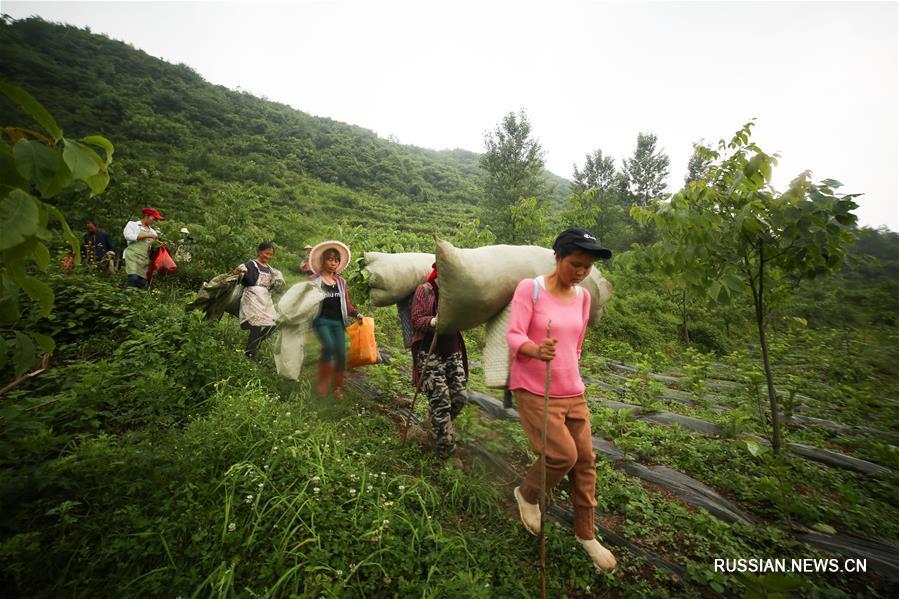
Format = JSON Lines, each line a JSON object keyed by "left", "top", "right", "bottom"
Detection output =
{"left": 233, "top": 242, "right": 284, "bottom": 358}
{"left": 309, "top": 240, "right": 360, "bottom": 400}
{"left": 300, "top": 245, "right": 315, "bottom": 278}
{"left": 174, "top": 227, "right": 193, "bottom": 263}
{"left": 122, "top": 208, "right": 163, "bottom": 289}
{"left": 507, "top": 227, "right": 617, "bottom": 573}
{"left": 83, "top": 220, "right": 116, "bottom": 272}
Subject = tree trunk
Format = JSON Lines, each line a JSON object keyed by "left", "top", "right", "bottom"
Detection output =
{"left": 751, "top": 247, "right": 782, "bottom": 453}
{"left": 681, "top": 289, "right": 690, "bottom": 345}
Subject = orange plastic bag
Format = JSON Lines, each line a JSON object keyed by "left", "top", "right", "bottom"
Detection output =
{"left": 347, "top": 316, "right": 378, "bottom": 368}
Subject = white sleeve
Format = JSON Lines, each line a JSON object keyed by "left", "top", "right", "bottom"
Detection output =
{"left": 123, "top": 221, "right": 140, "bottom": 242}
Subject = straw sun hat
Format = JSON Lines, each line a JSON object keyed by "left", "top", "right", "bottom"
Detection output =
{"left": 309, "top": 240, "right": 351, "bottom": 275}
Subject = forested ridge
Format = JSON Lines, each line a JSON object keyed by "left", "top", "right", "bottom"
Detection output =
{"left": 2, "top": 16, "right": 899, "bottom": 599}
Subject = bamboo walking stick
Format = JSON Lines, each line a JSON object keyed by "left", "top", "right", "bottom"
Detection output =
{"left": 401, "top": 316, "right": 439, "bottom": 444}
{"left": 540, "top": 320, "right": 552, "bottom": 599}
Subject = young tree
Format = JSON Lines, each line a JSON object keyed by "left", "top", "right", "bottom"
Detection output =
{"left": 684, "top": 140, "right": 713, "bottom": 186}
{"left": 479, "top": 110, "right": 546, "bottom": 242}
{"left": 633, "top": 121, "right": 859, "bottom": 453}
{"left": 623, "top": 132, "right": 670, "bottom": 206}
{"left": 572, "top": 148, "right": 617, "bottom": 194}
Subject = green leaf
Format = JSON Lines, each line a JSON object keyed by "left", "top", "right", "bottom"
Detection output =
{"left": 31, "top": 241, "right": 50, "bottom": 271}
{"left": 45, "top": 203, "right": 81, "bottom": 262}
{"left": 82, "top": 170, "right": 110, "bottom": 196}
{"left": 13, "top": 331, "right": 37, "bottom": 376}
{"left": 62, "top": 139, "right": 102, "bottom": 179}
{"left": 12, "top": 139, "right": 72, "bottom": 198}
{"left": 30, "top": 331, "right": 55, "bottom": 354}
{"left": 744, "top": 439, "right": 766, "bottom": 457}
{"left": 12, "top": 272, "right": 54, "bottom": 317}
{"left": 0, "top": 273, "right": 21, "bottom": 324}
{"left": 812, "top": 522, "right": 837, "bottom": 535}
{"left": 0, "top": 189, "right": 40, "bottom": 250}
{"left": 0, "top": 141, "right": 29, "bottom": 192}
{"left": 0, "top": 81, "right": 63, "bottom": 141}
{"left": 81, "top": 135, "right": 114, "bottom": 165}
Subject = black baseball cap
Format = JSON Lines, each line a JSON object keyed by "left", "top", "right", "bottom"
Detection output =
{"left": 552, "top": 228, "right": 612, "bottom": 260}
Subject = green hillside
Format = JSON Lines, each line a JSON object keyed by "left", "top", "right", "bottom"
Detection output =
{"left": 0, "top": 17, "right": 569, "bottom": 259}
{"left": 2, "top": 16, "right": 898, "bottom": 599}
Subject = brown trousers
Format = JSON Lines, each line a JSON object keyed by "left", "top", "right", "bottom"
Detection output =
{"left": 515, "top": 390, "right": 597, "bottom": 540}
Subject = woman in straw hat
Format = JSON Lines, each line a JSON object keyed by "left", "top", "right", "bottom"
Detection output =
{"left": 309, "top": 240, "right": 360, "bottom": 399}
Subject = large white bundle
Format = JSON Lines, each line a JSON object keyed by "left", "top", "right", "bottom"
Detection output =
{"left": 363, "top": 251, "right": 434, "bottom": 307}
{"left": 483, "top": 304, "right": 512, "bottom": 388}
{"left": 435, "top": 238, "right": 613, "bottom": 334}
{"left": 274, "top": 282, "right": 326, "bottom": 381}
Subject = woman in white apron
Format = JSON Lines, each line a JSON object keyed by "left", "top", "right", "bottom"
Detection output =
{"left": 122, "top": 208, "right": 163, "bottom": 289}
{"left": 234, "top": 242, "right": 284, "bottom": 358}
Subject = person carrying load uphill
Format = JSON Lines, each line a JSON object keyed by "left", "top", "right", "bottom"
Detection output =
{"left": 233, "top": 242, "right": 284, "bottom": 358}
{"left": 410, "top": 263, "right": 469, "bottom": 460}
{"left": 309, "top": 240, "right": 362, "bottom": 400}
{"left": 508, "top": 228, "right": 617, "bottom": 573}
{"left": 122, "top": 207, "right": 164, "bottom": 289}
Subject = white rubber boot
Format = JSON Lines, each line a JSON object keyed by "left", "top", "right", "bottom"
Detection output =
{"left": 513, "top": 486, "right": 541, "bottom": 536}
{"left": 577, "top": 537, "right": 617, "bottom": 572}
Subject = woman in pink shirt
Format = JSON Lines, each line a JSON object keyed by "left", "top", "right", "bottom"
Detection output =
{"left": 507, "top": 228, "right": 617, "bottom": 573}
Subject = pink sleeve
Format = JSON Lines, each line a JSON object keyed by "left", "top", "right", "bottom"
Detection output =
{"left": 507, "top": 279, "right": 535, "bottom": 359}
{"left": 576, "top": 289, "right": 591, "bottom": 360}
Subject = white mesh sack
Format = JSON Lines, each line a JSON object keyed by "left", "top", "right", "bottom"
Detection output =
{"left": 483, "top": 304, "right": 512, "bottom": 388}
{"left": 435, "top": 238, "right": 612, "bottom": 334}
{"left": 363, "top": 251, "right": 435, "bottom": 307}
{"left": 274, "top": 282, "right": 326, "bottom": 381}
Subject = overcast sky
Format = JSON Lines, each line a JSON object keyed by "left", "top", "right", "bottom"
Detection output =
{"left": 6, "top": 1, "right": 897, "bottom": 230}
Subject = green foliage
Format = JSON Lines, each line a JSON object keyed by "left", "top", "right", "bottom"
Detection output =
{"left": 1, "top": 82, "right": 114, "bottom": 378}
{"left": 633, "top": 121, "right": 860, "bottom": 452}
{"left": 508, "top": 196, "right": 551, "bottom": 245}
{"left": 572, "top": 147, "right": 617, "bottom": 194}
{"left": 623, "top": 132, "right": 670, "bottom": 206}
{"left": 448, "top": 218, "right": 496, "bottom": 248}
{"left": 479, "top": 109, "right": 546, "bottom": 242}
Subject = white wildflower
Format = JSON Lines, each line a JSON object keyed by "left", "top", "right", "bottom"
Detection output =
{"left": 227, "top": 522, "right": 236, "bottom": 532}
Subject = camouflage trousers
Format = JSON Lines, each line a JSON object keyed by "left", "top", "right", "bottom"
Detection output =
{"left": 418, "top": 350, "right": 467, "bottom": 459}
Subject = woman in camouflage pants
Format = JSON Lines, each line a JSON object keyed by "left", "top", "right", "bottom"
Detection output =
{"left": 410, "top": 264, "right": 469, "bottom": 459}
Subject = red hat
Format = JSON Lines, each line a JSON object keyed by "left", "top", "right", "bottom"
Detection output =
{"left": 142, "top": 207, "right": 165, "bottom": 221}
{"left": 426, "top": 262, "right": 438, "bottom": 283}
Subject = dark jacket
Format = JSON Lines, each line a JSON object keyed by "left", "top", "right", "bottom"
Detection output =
{"left": 82, "top": 230, "right": 116, "bottom": 261}
{"left": 241, "top": 260, "right": 271, "bottom": 287}
{"left": 410, "top": 281, "right": 468, "bottom": 387}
